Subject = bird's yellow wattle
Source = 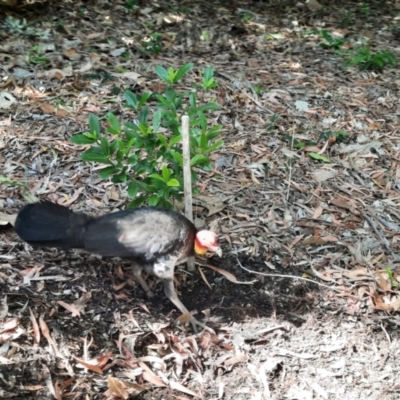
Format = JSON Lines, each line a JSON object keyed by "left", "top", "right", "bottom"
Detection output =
{"left": 194, "top": 240, "right": 208, "bottom": 255}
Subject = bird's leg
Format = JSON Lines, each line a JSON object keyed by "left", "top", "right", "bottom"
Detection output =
{"left": 130, "top": 264, "right": 154, "bottom": 298}
{"left": 162, "top": 278, "right": 206, "bottom": 333}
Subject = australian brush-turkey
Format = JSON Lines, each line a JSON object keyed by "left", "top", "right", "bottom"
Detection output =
{"left": 13, "top": 201, "right": 222, "bottom": 331}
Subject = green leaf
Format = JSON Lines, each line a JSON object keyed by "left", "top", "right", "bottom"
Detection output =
{"left": 200, "top": 132, "right": 207, "bottom": 150}
{"left": 309, "top": 152, "right": 330, "bottom": 163}
{"left": 203, "top": 66, "right": 214, "bottom": 83}
{"left": 148, "top": 194, "right": 159, "bottom": 206}
{"left": 207, "top": 124, "right": 222, "bottom": 139}
{"left": 190, "top": 154, "right": 210, "bottom": 167}
{"left": 149, "top": 173, "right": 165, "bottom": 182}
{"left": 111, "top": 172, "right": 128, "bottom": 183}
{"left": 127, "top": 196, "right": 148, "bottom": 208}
{"left": 170, "top": 150, "right": 183, "bottom": 165}
{"left": 124, "top": 90, "right": 138, "bottom": 110}
{"left": 294, "top": 141, "right": 306, "bottom": 149}
{"left": 162, "top": 166, "right": 170, "bottom": 181}
{"left": 138, "top": 92, "right": 151, "bottom": 108}
{"left": 98, "top": 166, "right": 117, "bottom": 179}
{"left": 70, "top": 134, "right": 96, "bottom": 144}
{"left": 199, "top": 103, "right": 220, "bottom": 112}
{"left": 158, "top": 198, "right": 173, "bottom": 208}
{"left": 81, "top": 148, "right": 111, "bottom": 164}
{"left": 155, "top": 93, "right": 171, "bottom": 107}
{"left": 109, "top": 139, "right": 119, "bottom": 155}
{"left": 174, "top": 63, "right": 193, "bottom": 82}
{"left": 127, "top": 154, "right": 138, "bottom": 165}
{"left": 157, "top": 133, "right": 168, "bottom": 147}
{"left": 205, "top": 140, "right": 223, "bottom": 153}
{"left": 189, "top": 91, "right": 197, "bottom": 109}
{"left": 107, "top": 112, "right": 121, "bottom": 134}
{"left": 127, "top": 180, "right": 139, "bottom": 198}
{"left": 153, "top": 110, "right": 162, "bottom": 132}
{"left": 139, "top": 106, "right": 149, "bottom": 125}
{"left": 100, "top": 137, "right": 110, "bottom": 156}
{"left": 150, "top": 179, "right": 165, "bottom": 189}
{"left": 169, "top": 134, "right": 182, "bottom": 146}
{"left": 167, "top": 178, "right": 180, "bottom": 187}
{"left": 154, "top": 65, "right": 170, "bottom": 83}
{"left": 89, "top": 114, "right": 100, "bottom": 136}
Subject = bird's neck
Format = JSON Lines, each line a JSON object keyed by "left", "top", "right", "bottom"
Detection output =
{"left": 194, "top": 237, "right": 207, "bottom": 255}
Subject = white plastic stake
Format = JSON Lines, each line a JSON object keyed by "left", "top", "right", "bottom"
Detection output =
{"left": 181, "top": 115, "right": 195, "bottom": 271}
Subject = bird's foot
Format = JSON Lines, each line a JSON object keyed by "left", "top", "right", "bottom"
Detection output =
{"left": 186, "top": 316, "right": 215, "bottom": 335}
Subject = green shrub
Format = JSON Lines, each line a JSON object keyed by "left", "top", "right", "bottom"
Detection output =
{"left": 71, "top": 64, "right": 223, "bottom": 208}
{"left": 344, "top": 46, "right": 396, "bottom": 72}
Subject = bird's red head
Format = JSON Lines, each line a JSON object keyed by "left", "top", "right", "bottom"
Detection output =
{"left": 194, "top": 230, "right": 222, "bottom": 257}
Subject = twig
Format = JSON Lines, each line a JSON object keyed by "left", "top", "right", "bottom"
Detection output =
{"left": 235, "top": 257, "right": 344, "bottom": 293}
{"left": 182, "top": 115, "right": 195, "bottom": 271}
{"left": 286, "top": 129, "right": 295, "bottom": 202}
{"left": 363, "top": 214, "right": 397, "bottom": 260}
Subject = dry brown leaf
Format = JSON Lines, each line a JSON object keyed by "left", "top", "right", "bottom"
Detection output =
{"left": 97, "top": 351, "right": 113, "bottom": 368}
{"left": 21, "top": 385, "right": 47, "bottom": 391}
{"left": 193, "top": 195, "right": 225, "bottom": 216}
{"left": 63, "top": 48, "right": 81, "bottom": 60}
{"left": 74, "top": 292, "right": 92, "bottom": 311}
{"left": 198, "top": 267, "right": 212, "bottom": 289}
{"left": 57, "top": 301, "right": 80, "bottom": 317}
{"left": 138, "top": 356, "right": 166, "bottom": 371}
{"left": 0, "top": 355, "right": 14, "bottom": 364}
{"left": 375, "top": 270, "right": 391, "bottom": 292}
{"left": 142, "top": 370, "right": 166, "bottom": 387}
{"left": 330, "top": 197, "right": 360, "bottom": 215}
{"left": 303, "top": 146, "right": 322, "bottom": 152}
{"left": 136, "top": 302, "right": 151, "bottom": 314}
{"left": 39, "top": 316, "right": 61, "bottom": 357}
{"left": 301, "top": 236, "right": 326, "bottom": 245}
{"left": 388, "top": 298, "right": 400, "bottom": 311}
{"left": 312, "top": 205, "right": 323, "bottom": 219}
{"left": 42, "top": 364, "right": 57, "bottom": 399}
{"left": 74, "top": 356, "right": 104, "bottom": 374}
{"left": 107, "top": 376, "right": 129, "bottom": 399}
{"left": 321, "top": 236, "right": 338, "bottom": 242}
{"left": 289, "top": 235, "right": 304, "bottom": 248}
{"left": 123, "top": 309, "right": 140, "bottom": 329}
{"left": 203, "top": 264, "right": 257, "bottom": 284}
{"left": 342, "top": 269, "right": 368, "bottom": 278}
{"left": 123, "top": 381, "right": 151, "bottom": 396}
{"left": 0, "top": 327, "right": 24, "bottom": 343}
{"left": 175, "top": 312, "right": 194, "bottom": 325}
{"left": 114, "top": 292, "right": 130, "bottom": 300}
{"left": 199, "top": 331, "right": 212, "bottom": 350}
{"left": 113, "top": 281, "right": 127, "bottom": 291}
{"left": 38, "top": 102, "right": 68, "bottom": 117}
{"left": 170, "top": 381, "right": 200, "bottom": 397}
{"left": 29, "top": 308, "right": 40, "bottom": 346}
{"left": 19, "top": 265, "right": 44, "bottom": 277}
{"left": 371, "top": 289, "right": 393, "bottom": 311}
{"left": 0, "top": 317, "right": 18, "bottom": 332}
{"left": 224, "top": 353, "right": 247, "bottom": 366}
{"left": 54, "top": 379, "right": 68, "bottom": 400}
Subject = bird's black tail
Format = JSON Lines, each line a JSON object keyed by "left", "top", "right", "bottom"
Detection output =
{"left": 15, "top": 201, "right": 93, "bottom": 249}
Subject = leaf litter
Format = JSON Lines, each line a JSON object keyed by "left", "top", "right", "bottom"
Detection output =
{"left": 2, "top": 0, "right": 400, "bottom": 399}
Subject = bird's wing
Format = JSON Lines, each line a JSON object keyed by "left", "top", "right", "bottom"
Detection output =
{"left": 83, "top": 208, "right": 190, "bottom": 261}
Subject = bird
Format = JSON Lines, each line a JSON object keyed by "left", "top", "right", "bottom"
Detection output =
{"left": 9, "top": 201, "right": 222, "bottom": 331}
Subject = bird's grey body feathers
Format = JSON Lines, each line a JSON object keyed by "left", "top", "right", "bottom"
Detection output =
{"left": 14, "top": 201, "right": 205, "bottom": 331}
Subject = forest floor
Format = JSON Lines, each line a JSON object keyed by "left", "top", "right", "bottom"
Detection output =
{"left": 1, "top": 0, "right": 400, "bottom": 399}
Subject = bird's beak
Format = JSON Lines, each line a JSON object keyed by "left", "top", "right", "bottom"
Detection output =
{"left": 213, "top": 246, "right": 222, "bottom": 257}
